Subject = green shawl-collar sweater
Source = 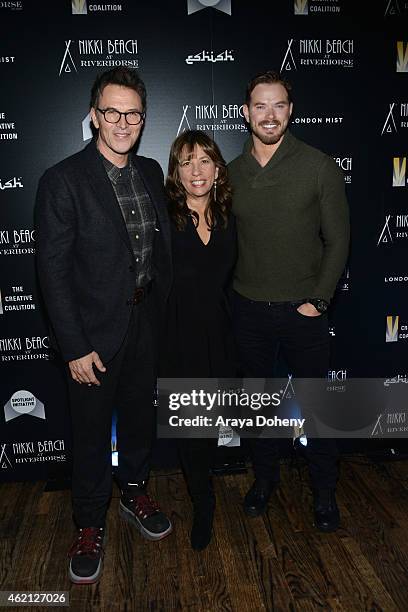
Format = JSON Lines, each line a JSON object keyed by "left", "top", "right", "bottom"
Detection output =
{"left": 228, "top": 131, "right": 350, "bottom": 303}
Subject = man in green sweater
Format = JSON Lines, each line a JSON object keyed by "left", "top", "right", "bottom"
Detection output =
{"left": 229, "top": 70, "right": 349, "bottom": 531}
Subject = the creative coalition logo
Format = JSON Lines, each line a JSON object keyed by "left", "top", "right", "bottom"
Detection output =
{"left": 4, "top": 390, "right": 45, "bottom": 422}
{"left": 392, "top": 157, "right": 407, "bottom": 187}
{"left": 72, "top": 0, "right": 123, "bottom": 14}
{"left": 59, "top": 39, "right": 138, "bottom": 76}
{"left": 381, "top": 102, "right": 408, "bottom": 134}
{"left": 177, "top": 103, "right": 246, "bottom": 136}
{"left": 185, "top": 50, "right": 234, "bottom": 65}
{"left": 396, "top": 41, "right": 408, "bottom": 72}
{"left": 0, "top": 439, "right": 67, "bottom": 469}
{"left": 187, "top": 0, "right": 231, "bottom": 15}
{"left": 281, "top": 38, "right": 353, "bottom": 71}
{"left": 377, "top": 214, "right": 408, "bottom": 245}
{"left": 333, "top": 156, "right": 352, "bottom": 184}
{"left": 294, "top": 0, "right": 341, "bottom": 15}
{"left": 386, "top": 315, "right": 408, "bottom": 342}
{"left": 386, "top": 315, "right": 399, "bottom": 342}
{"left": 0, "top": 229, "right": 35, "bottom": 256}
{"left": 0, "top": 285, "right": 36, "bottom": 314}
{"left": 0, "top": 111, "right": 18, "bottom": 141}
{"left": 0, "top": 1, "right": 23, "bottom": 10}
{"left": 0, "top": 336, "right": 49, "bottom": 362}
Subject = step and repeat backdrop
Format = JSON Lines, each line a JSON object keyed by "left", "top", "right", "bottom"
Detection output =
{"left": 1, "top": 0, "right": 408, "bottom": 481}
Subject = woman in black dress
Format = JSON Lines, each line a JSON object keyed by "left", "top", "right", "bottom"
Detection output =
{"left": 162, "top": 130, "right": 236, "bottom": 550}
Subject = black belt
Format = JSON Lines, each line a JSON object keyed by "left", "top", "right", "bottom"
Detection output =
{"left": 126, "top": 280, "right": 153, "bottom": 305}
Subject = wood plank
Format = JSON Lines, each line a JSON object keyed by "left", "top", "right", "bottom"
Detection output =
{"left": 1, "top": 458, "right": 408, "bottom": 611}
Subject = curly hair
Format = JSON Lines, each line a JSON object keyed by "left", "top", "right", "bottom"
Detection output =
{"left": 166, "top": 130, "right": 232, "bottom": 231}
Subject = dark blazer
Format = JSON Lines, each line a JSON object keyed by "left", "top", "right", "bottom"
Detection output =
{"left": 34, "top": 139, "right": 172, "bottom": 363}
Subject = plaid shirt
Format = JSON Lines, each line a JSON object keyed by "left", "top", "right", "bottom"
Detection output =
{"left": 102, "top": 156, "right": 156, "bottom": 287}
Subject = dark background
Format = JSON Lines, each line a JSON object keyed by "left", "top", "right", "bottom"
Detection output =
{"left": 1, "top": 0, "right": 408, "bottom": 481}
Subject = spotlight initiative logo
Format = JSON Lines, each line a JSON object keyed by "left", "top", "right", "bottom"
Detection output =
{"left": 294, "top": 0, "right": 308, "bottom": 14}
{"left": 393, "top": 157, "right": 406, "bottom": 187}
{"left": 4, "top": 390, "right": 46, "bottom": 423}
{"left": 72, "top": 0, "right": 87, "bottom": 14}
{"left": 386, "top": 315, "right": 399, "bottom": 343}
{"left": 187, "top": 0, "right": 231, "bottom": 15}
{"left": 397, "top": 41, "right": 408, "bottom": 72}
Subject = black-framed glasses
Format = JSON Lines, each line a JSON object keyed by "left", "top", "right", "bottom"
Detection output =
{"left": 97, "top": 108, "right": 145, "bottom": 125}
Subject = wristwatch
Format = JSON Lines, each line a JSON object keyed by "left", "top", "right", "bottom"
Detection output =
{"left": 308, "top": 298, "right": 329, "bottom": 314}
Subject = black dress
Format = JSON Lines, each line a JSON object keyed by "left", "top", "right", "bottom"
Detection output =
{"left": 161, "top": 212, "right": 237, "bottom": 379}
{"left": 160, "top": 210, "right": 237, "bottom": 502}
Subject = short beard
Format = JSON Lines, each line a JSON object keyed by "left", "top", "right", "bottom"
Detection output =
{"left": 252, "top": 123, "right": 287, "bottom": 146}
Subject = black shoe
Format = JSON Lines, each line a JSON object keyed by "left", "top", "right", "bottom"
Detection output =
{"left": 120, "top": 486, "right": 172, "bottom": 541}
{"left": 243, "top": 479, "right": 276, "bottom": 517}
{"left": 313, "top": 488, "right": 340, "bottom": 532}
{"left": 191, "top": 494, "right": 215, "bottom": 551}
{"left": 68, "top": 527, "right": 105, "bottom": 585}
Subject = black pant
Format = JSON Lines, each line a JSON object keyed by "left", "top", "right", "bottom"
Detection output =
{"left": 67, "top": 299, "right": 156, "bottom": 527}
{"left": 178, "top": 439, "right": 217, "bottom": 500}
{"left": 232, "top": 291, "right": 338, "bottom": 489}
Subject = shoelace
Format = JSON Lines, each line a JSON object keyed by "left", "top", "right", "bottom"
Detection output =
{"left": 130, "top": 494, "right": 159, "bottom": 519}
{"left": 68, "top": 527, "right": 104, "bottom": 558}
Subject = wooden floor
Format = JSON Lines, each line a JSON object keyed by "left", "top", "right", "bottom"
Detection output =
{"left": 1, "top": 457, "right": 408, "bottom": 611}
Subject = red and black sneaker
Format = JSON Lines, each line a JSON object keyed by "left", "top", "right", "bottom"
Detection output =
{"left": 120, "top": 490, "right": 172, "bottom": 541}
{"left": 68, "top": 527, "right": 105, "bottom": 585}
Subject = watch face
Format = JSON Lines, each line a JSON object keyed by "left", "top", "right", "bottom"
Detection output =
{"left": 310, "top": 299, "right": 327, "bottom": 313}
{"left": 317, "top": 300, "right": 328, "bottom": 313}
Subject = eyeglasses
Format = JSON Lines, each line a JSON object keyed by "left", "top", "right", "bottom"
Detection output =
{"left": 97, "top": 108, "right": 145, "bottom": 125}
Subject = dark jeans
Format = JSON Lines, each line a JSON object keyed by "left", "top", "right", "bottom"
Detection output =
{"left": 67, "top": 298, "right": 156, "bottom": 527}
{"left": 232, "top": 290, "right": 339, "bottom": 489}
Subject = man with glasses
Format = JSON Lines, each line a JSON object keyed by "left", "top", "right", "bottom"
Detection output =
{"left": 35, "top": 67, "right": 172, "bottom": 584}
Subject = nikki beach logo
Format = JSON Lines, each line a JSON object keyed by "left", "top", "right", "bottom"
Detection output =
{"left": 382, "top": 103, "right": 398, "bottom": 134}
{"left": 280, "top": 38, "right": 353, "bottom": 71}
{"left": 59, "top": 40, "right": 77, "bottom": 75}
